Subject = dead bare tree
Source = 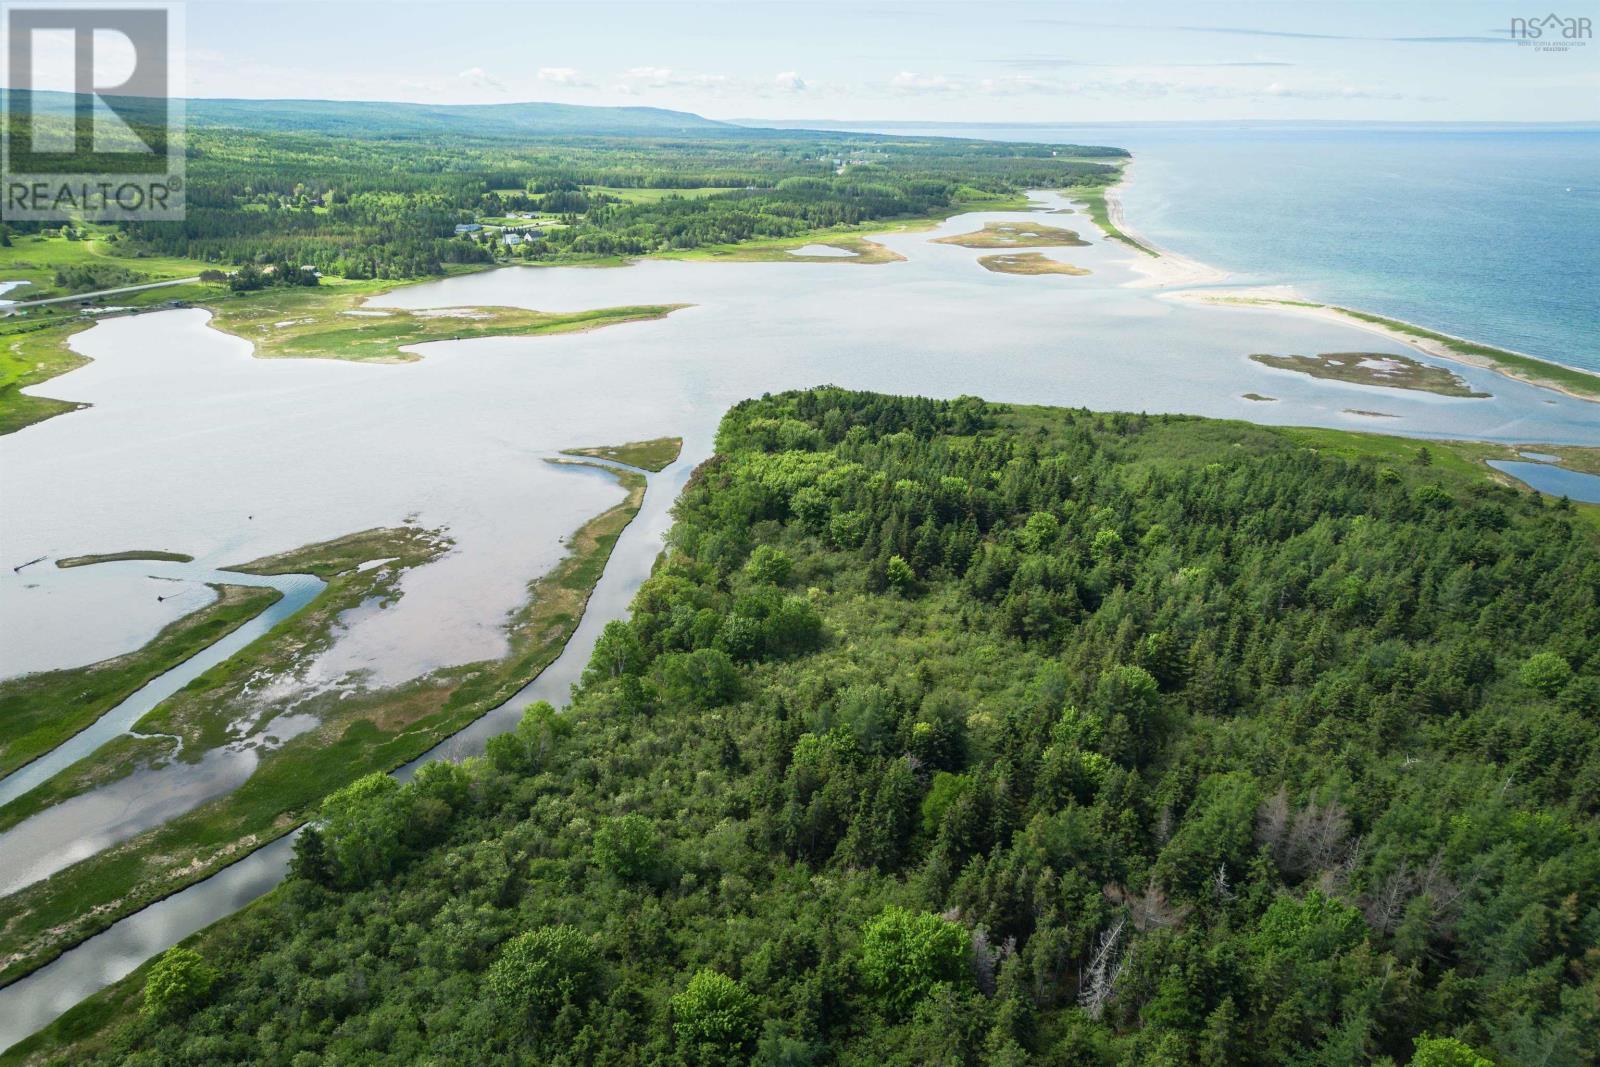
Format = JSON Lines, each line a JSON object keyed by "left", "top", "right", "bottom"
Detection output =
{"left": 1078, "top": 918, "right": 1127, "bottom": 1021}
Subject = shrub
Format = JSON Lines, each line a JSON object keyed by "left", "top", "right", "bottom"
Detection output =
{"left": 858, "top": 906, "right": 969, "bottom": 1017}
{"left": 142, "top": 947, "right": 218, "bottom": 1020}
{"left": 1520, "top": 651, "right": 1573, "bottom": 696}
{"left": 594, "top": 813, "right": 659, "bottom": 881}
{"left": 484, "top": 925, "right": 599, "bottom": 1022}
{"left": 672, "top": 969, "right": 758, "bottom": 1063}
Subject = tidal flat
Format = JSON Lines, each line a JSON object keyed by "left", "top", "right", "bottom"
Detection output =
{"left": 1250, "top": 350, "right": 1490, "bottom": 398}
{"left": 933, "top": 220, "right": 1090, "bottom": 248}
{"left": 978, "top": 252, "right": 1090, "bottom": 276}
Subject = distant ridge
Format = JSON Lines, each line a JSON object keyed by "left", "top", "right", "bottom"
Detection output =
{"left": 188, "top": 97, "right": 732, "bottom": 136}
{"left": 1, "top": 90, "right": 731, "bottom": 137}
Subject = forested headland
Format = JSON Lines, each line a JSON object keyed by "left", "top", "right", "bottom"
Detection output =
{"left": 15, "top": 388, "right": 1597, "bottom": 1067}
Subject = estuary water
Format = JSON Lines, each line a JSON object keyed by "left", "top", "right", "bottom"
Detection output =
{"left": 771, "top": 123, "right": 1600, "bottom": 374}
{"left": 1, "top": 188, "right": 1597, "bottom": 1050}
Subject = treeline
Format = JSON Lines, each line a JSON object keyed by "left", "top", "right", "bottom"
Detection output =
{"left": 101, "top": 128, "right": 1123, "bottom": 276}
{"left": 36, "top": 389, "right": 1596, "bottom": 1066}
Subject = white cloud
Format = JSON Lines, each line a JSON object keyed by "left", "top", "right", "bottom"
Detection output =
{"left": 614, "top": 66, "right": 728, "bottom": 94}
{"left": 457, "top": 67, "right": 505, "bottom": 92}
{"left": 890, "top": 71, "right": 960, "bottom": 93}
{"left": 537, "top": 66, "right": 588, "bottom": 87}
{"left": 773, "top": 70, "right": 807, "bottom": 92}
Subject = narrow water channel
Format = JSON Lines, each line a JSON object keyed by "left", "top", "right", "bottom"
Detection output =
{"left": 1488, "top": 460, "right": 1600, "bottom": 505}
{"left": 0, "top": 455, "right": 691, "bottom": 1052}
{"left": 0, "top": 567, "right": 324, "bottom": 808}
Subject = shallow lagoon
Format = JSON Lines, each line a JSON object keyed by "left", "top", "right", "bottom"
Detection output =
{"left": 5, "top": 191, "right": 1596, "bottom": 689}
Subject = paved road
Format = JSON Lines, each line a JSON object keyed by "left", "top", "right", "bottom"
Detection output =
{"left": 0, "top": 275, "right": 201, "bottom": 311}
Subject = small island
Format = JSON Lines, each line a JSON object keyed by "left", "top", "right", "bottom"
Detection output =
{"left": 55, "top": 551, "right": 195, "bottom": 569}
{"left": 1241, "top": 393, "right": 1277, "bottom": 402}
{"left": 934, "top": 221, "right": 1090, "bottom": 249}
{"left": 1250, "top": 351, "right": 1490, "bottom": 398}
{"left": 977, "top": 253, "right": 1089, "bottom": 276}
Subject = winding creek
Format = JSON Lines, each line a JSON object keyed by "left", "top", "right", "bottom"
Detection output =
{"left": 2, "top": 190, "right": 1597, "bottom": 1050}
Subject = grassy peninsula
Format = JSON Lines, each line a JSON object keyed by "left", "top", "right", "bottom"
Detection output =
{"left": 13, "top": 389, "right": 1597, "bottom": 1067}
{"left": 561, "top": 436, "right": 684, "bottom": 472}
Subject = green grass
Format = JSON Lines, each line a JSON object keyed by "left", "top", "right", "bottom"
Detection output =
{"left": 0, "top": 230, "right": 210, "bottom": 299}
{"left": 0, "top": 319, "right": 94, "bottom": 434}
{"left": 590, "top": 185, "right": 744, "bottom": 204}
{"left": 1072, "top": 184, "right": 1159, "bottom": 257}
{"left": 562, "top": 436, "right": 684, "bottom": 472}
{"left": 659, "top": 231, "right": 906, "bottom": 264}
{"left": 0, "top": 584, "right": 282, "bottom": 780}
{"left": 55, "top": 551, "right": 194, "bottom": 569}
{"left": 0, "top": 461, "right": 650, "bottom": 989}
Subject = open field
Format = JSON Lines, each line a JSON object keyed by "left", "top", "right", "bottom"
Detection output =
{"left": 933, "top": 221, "right": 1089, "bottom": 249}
{"left": 0, "top": 459, "right": 649, "bottom": 988}
{"left": 562, "top": 436, "right": 684, "bottom": 471}
{"left": 1250, "top": 350, "right": 1491, "bottom": 398}
{"left": 0, "top": 230, "right": 214, "bottom": 302}
{"left": 590, "top": 185, "right": 745, "bottom": 203}
{"left": 977, "top": 252, "right": 1090, "bottom": 276}
{"left": 0, "top": 584, "right": 283, "bottom": 781}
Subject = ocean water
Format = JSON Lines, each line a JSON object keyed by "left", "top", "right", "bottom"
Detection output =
{"left": 793, "top": 123, "right": 1600, "bottom": 375}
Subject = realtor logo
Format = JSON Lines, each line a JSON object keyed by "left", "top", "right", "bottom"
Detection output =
{"left": 1510, "top": 12, "right": 1592, "bottom": 49}
{"left": 2, "top": 2, "right": 186, "bottom": 220}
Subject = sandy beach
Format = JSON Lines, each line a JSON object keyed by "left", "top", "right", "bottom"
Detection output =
{"left": 1090, "top": 171, "right": 1599, "bottom": 405}
{"left": 1102, "top": 165, "right": 1232, "bottom": 289}
{"left": 1162, "top": 285, "right": 1600, "bottom": 404}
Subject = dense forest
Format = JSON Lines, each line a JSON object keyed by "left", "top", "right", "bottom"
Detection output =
{"left": 2, "top": 97, "right": 1124, "bottom": 279}
{"left": 20, "top": 389, "right": 1598, "bottom": 1066}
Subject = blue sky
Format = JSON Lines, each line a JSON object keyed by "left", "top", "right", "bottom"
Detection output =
{"left": 179, "top": 0, "right": 1599, "bottom": 121}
